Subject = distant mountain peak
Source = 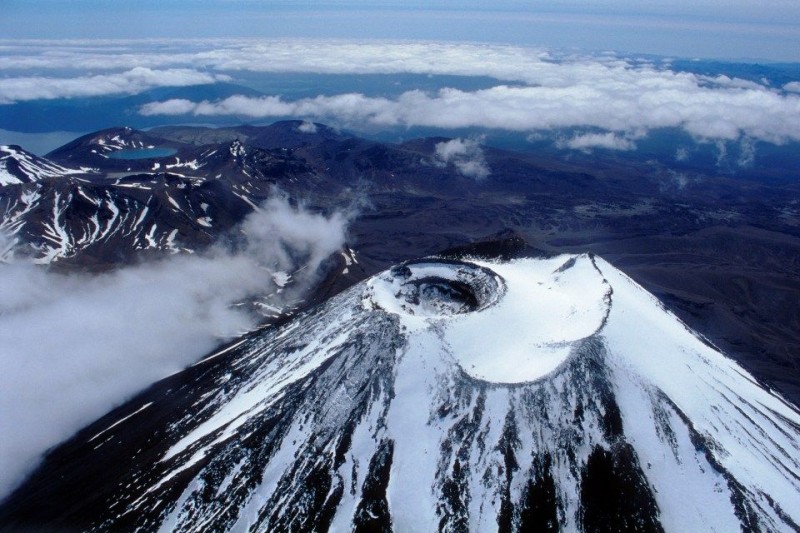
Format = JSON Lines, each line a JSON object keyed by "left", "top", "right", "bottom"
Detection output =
{"left": 45, "top": 127, "right": 181, "bottom": 165}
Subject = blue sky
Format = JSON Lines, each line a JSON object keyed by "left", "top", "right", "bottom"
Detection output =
{"left": 2, "top": 0, "right": 799, "bottom": 61}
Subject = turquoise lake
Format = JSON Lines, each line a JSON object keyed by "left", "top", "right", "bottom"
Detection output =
{"left": 108, "top": 148, "right": 177, "bottom": 160}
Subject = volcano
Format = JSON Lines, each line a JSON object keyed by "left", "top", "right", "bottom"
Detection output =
{"left": 1, "top": 253, "right": 799, "bottom": 532}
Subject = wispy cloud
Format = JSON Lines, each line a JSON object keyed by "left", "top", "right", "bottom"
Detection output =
{"left": 433, "top": 137, "right": 490, "bottom": 179}
{"left": 675, "top": 147, "right": 690, "bottom": 161}
{"left": 0, "top": 193, "right": 349, "bottom": 500}
{"left": 784, "top": 81, "right": 800, "bottom": 93}
{"left": 658, "top": 169, "right": 692, "bottom": 192}
{"left": 559, "top": 132, "right": 637, "bottom": 151}
{"left": 298, "top": 120, "right": 318, "bottom": 133}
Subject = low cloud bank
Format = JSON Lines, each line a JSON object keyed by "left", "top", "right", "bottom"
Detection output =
{"left": 139, "top": 79, "right": 800, "bottom": 145}
{"left": 434, "top": 138, "right": 490, "bottom": 179}
{"left": 559, "top": 132, "right": 637, "bottom": 151}
{"left": 0, "top": 193, "right": 348, "bottom": 500}
{"left": 0, "top": 67, "right": 229, "bottom": 103}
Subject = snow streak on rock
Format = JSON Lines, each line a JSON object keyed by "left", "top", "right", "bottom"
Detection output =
{"left": 0, "top": 177, "right": 217, "bottom": 263}
{"left": 2, "top": 255, "right": 799, "bottom": 532}
{"left": 1, "top": 133, "right": 320, "bottom": 266}
{"left": 0, "top": 145, "right": 86, "bottom": 186}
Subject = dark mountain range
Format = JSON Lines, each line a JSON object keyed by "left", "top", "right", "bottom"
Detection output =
{"left": 1, "top": 251, "right": 798, "bottom": 531}
{"left": 4, "top": 120, "right": 797, "bottom": 404}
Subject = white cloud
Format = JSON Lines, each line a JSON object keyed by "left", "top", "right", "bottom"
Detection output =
{"left": 298, "top": 120, "right": 318, "bottom": 133}
{"left": 0, "top": 39, "right": 222, "bottom": 71}
{"left": 560, "top": 132, "right": 636, "bottom": 151}
{"left": 715, "top": 140, "right": 729, "bottom": 167}
{"left": 0, "top": 67, "right": 228, "bottom": 102}
{"left": 434, "top": 137, "right": 490, "bottom": 179}
{"left": 139, "top": 80, "right": 800, "bottom": 145}
{"left": 0, "top": 39, "right": 787, "bottom": 91}
{"left": 661, "top": 169, "right": 690, "bottom": 191}
{"left": 0, "top": 39, "right": 578, "bottom": 80}
{"left": 737, "top": 136, "right": 756, "bottom": 167}
{"left": 138, "top": 98, "right": 199, "bottom": 115}
{"left": 784, "top": 81, "right": 800, "bottom": 93}
{"left": 0, "top": 193, "right": 349, "bottom": 499}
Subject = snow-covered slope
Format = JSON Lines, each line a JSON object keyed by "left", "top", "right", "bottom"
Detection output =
{"left": 0, "top": 145, "right": 88, "bottom": 186}
{"left": 1, "top": 133, "right": 328, "bottom": 267}
{"left": 0, "top": 173, "right": 250, "bottom": 264}
{"left": 2, "top": 254, "right": 797, "bottom": 532}
{"left": 0, "top": 142, "right": 296, "bottom": 265}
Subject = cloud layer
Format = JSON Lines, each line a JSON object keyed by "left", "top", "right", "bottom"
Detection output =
{"left": 2, "top": 40, "right": 799, "bottom": 146}
{"left": 2, "top": 0, "right": 800, "bottom": 61}
{"left": 0, "top": 194, "right": 348, "bottom": 500}
{"left": 0, "top": 67, "right": 228, "bottom": 103}
{"left": 139, "top": 80, "right": 800, "bottom": 145}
